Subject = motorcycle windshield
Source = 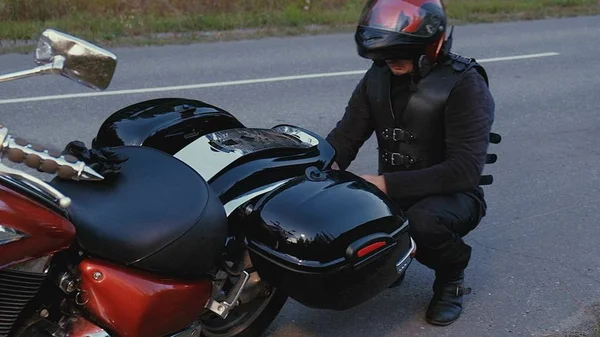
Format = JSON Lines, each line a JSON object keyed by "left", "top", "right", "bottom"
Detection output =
{"left": 358, "top": 0, "right": 443, "bottom": 38}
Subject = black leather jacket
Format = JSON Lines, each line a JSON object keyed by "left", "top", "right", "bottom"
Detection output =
{"left": 325, "top": 54, "right": 495, "bottom": 202}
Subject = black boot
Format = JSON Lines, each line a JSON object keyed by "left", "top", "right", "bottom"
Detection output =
{"left": 425, "top": 271, "right": 471, "bottom": 326}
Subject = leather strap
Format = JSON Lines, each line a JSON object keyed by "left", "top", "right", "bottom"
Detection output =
{"left": 381, "top": 128, "right": 416, "bottom": 143}
{"left": 381, "top": 150, "right": 416, "bottom": 168}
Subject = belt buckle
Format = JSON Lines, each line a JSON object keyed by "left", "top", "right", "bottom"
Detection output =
{"left": 392, "top": 128, "right": 414, "bottom": 143}
{"left": 390, "top": 152, "right": 414, "bottom": 167}
{"left": 391, "top": 152, "right": 402, "bottom": 166}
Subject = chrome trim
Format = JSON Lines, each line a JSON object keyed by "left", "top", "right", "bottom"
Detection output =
{"left": 238, "top": 269, "right": 266, "bottom": 305}
{"left": 0, "top": 126, "right": 7, "bottom": 144}
{"left": 0, "top": 175, "right": 48, "bottom": 199}
{"left": 0, "top": 59, "right": 60, "bottom": 84}
{"left": 0, "top": 127, "right": 103, "bottom": 182}
{"left": 390, "top": 219, "right": 410, "bottom": 237}
{"left": 0, "top": 162, "right": 72, "bottom": 208}
{"left": 395, "top": 238, "right": 416, "bottom": 275}
{"left": 0, "top": 225, "right": 28, "bottom": 246}
{"left": 58, "top": 272, "right": 77, "bottom": 293}
{"left": 5, "top": 134, "right": 86, "bottom": 172}
{"left": 0, "top": 124, "right": 107, "bottom": 208}
{"left": 271, "top": 125, "right": 320, "bottom": 146}
{"left": 82, "top": 332, "right": 109, "bottom": 337}
{"left": 0, "top": 29, "right": 117, "bottom": 91}
{"left": 35, "top": 29, "right": 117, "bottom": 91}
{"left": 224, "top": 179, "right": 292, "bottom": 216}
{"left": 63, "top": 316, "right": 109, "bottom": 337}
{"left": 205, "top": 271, "right": 250, "bottom": 319}
{"left": 6, "top": 256, "right": 52, "bottom": 274}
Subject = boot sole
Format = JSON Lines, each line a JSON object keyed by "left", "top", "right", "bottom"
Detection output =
{"left": 425, "top": 313, "right": 461, "bottom": 326}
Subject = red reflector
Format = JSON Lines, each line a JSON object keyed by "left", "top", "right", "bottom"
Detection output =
{"left": 357, "top": 241, "right": 387, "bottom": 258}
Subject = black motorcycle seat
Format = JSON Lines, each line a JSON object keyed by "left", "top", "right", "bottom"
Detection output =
{"left": 50, "top": 146, "right": 228, "bottom": 279}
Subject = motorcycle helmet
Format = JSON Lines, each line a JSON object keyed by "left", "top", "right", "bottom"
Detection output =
{"left": 355, "top": 0, "right": 448, "bottom": 63}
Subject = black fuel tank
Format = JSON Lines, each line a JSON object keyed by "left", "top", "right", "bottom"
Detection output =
{"left": 244, "top": 168, "right": 414, "bottom": 310}
{"left": 92, "top": 98, "right": 245, "bottom": 154}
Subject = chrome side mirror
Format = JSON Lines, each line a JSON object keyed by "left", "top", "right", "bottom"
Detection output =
{"left": 0, "top": 29, "right": 117, "bottom": 91}
{"left": 35, "top": 29, "right": 118, "bottom": 90}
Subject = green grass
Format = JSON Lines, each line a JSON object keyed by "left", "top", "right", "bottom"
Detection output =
{"left": 0, "top": 0, "right": 364, "bottom": 41}
{"left": 446, "top": 0, "right": 599, "bottom": 23}
{"left": 0, "top": 0, "right": 598, "bottom": 50}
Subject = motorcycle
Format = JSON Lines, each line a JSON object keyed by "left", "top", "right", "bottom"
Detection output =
{"left": 0, "top": 29, "right": 499, "bottom": 337}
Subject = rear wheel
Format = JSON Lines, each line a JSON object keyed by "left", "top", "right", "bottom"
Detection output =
{"left": 201, "top": 250, "right": 288, "bottom": 337}
{"left": 200, "top": 287, "right": 287, "bottom": 337}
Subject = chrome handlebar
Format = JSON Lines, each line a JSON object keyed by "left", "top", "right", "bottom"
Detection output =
{"left": 0, "top": 125, "right": 104, "bottom": 208}
{"left": 0, "top": 163, "right": 73, "bottom": 208}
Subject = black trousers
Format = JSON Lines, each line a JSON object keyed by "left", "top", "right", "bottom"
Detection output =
{"left": 397, "top": 188, "right": 487, "bottom": 278}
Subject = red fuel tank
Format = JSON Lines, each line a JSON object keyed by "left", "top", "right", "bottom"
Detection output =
{"left": 0, "top": 183, "right": 75, "bottom": 269}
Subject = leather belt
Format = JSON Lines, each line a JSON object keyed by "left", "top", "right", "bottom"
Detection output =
{"left": 381, "top": 128, "right": 415, "bottom": 143}
{"left": 381, "top": 150, "right": 416, "bottom": 168}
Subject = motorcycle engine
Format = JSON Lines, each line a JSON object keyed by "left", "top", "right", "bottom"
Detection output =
{"left": 0, "top": 258, "right": 49, "bottom": 337}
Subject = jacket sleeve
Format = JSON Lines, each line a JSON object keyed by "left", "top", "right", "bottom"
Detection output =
{"left": 325, "top": 72, "right": 375, "bottom": 171}
{"left": 382, "top": 68, "right": 495, "bottom": 199}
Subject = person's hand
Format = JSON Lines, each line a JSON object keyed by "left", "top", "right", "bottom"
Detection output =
{"left": 361, "top": 174, "right": 387, "bottom": 194}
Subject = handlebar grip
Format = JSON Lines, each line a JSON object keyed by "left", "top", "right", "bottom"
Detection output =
{"left": 39, "top": 159, "right": 59, "bottom": 174}
{"left": 0, "top": 128, "right": 103, "bottom": 181}
{"left": 24, "top": 152, "right": 42, "bottom": 169}
{"left": 57, "top": 165, "right": 77, "bottom": 180}
{"left": 5, "top": 142, "right": 69, "bottom": 175}
{"left": 7, "top": 148, "right": 25, "bottom": 163}
{"left": 11, "top": 138, "right": 74, "bottom": 176}
{"left": 0, "top": 125, "right": 103, "bottom": 209}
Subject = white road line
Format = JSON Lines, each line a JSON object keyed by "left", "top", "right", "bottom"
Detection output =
{"left": 0, "top": 52, "right": 559, "bottom": 105}
{"left": 476, "top": 52, "right": 559, "bottom": 63}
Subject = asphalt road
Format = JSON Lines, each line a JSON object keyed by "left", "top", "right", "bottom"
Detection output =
{"left": 1, "top": 15, "right": 600, "bottom": 337}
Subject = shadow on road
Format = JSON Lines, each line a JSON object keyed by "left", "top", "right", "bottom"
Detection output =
{"left": 265, "top": 265, "right": 444, "bottom": 337}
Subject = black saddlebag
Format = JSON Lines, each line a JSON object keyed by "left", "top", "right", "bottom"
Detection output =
{"left": 244, "top": 168, "right": 415, "bottom": 311}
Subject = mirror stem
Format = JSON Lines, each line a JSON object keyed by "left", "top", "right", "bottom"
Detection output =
{"left": 0, "top": 56, "right": 64, "bottom": 84}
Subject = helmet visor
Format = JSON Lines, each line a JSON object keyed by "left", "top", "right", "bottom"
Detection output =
{"left": 358, "top": 0, "right": 444, "bottom": 38}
